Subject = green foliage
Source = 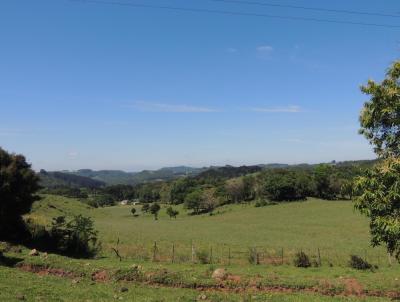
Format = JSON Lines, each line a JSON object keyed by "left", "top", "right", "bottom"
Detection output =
{"left": 293, "top": 251, "right": 311, "bottom": 268}
{"left": 313, "top": 164, "right": 337, "bottom": 200}
{"left": 90, "top": 192, "right": 115, "bottom": 207}
{"left": 262, "top": 169, "right": 310, "bottom": 201}
{"left": 0, "top": 147, "right": 40, "bottom": 241}
{"left": 354, "top": 158, "right": 400, "bottom": 260}
{"left": 114, "top": 266, "right": 144, "bottom": 281}
{"left": 184, "top": 189, "right": 203, "bottom": 214}
{"left": 254, "top": 199, "right": 276, "bottom": 207}
{"left": 184, "top": 188, "right": 218, "bottom": 215}
{"left": 195, "top": 249, "right": 210, "bottom": 264}
{"left": 41, "top": 186, "right": 88, "bottom": 199}
{"left": 141, "top": 203, "right": 150, "bottom": 213}
{"left": 38, "top": 170, "right": 105, "bottom": 189}
{"left": 359, "top": 61, "right": 400, "bottom": 158}
{"left": 348, "top": 255, "right": 373, "bottom": 270}
{"left": 49, "top": 215, "right": 101, "bottom": 258}
{"left": 248, "top": 247, "right": 259, "bottom": 265}
{"left": 166, "top": 206, "right": 179, "bottom": 219}
{"left": 149, "top": 203, "right": 161, "bottom": 220}
{"left": 131, "top": 208, "right": 136, "bottom": 216}
{"left": 170, "top": 178, "right": 197, "bottom": 204}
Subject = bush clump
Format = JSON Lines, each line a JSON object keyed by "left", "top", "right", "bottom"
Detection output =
{"left": 114, "top": 266, "right": 144, "bottom": 282}
{"left": 293, "top": 251, "right": 311, "bottom": 268}
{"left": 28, "top": 215, "right": 101, "bottom": 258}
{"left": 248, "top": 247, "right": 259, "bottom": 265}
{"left": 348, "top": 255, "right": 373, "bottom": 270}
{"left": 196, "top": 250, "right": 210, "bottom": 264}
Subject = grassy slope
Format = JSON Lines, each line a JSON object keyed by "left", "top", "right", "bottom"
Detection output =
{"left": 30, "top": 195, "right": 387, "bottom": 265}
{"left": 6, "top": 195, "right": 399, "bottom": 300}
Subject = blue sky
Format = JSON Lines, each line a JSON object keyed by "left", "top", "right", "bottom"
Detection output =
{"left": 1, "top": 0, "right": 399, "bottom": 171}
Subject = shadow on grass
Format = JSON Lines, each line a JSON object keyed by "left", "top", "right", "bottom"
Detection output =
{"left": 0, "top": 254, "right": 24, "bottom": 267}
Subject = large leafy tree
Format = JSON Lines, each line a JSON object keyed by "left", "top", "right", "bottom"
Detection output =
{"left": 356, "top": 61, "right": 400, "bottom": 261}
{"left": 0, "top": 147, "right": 40, "bottom": 240}
{"left": 354, "top": 158, "right": 400, "bottom": 259}
{"left": 359, "top": 61, "right": 400, "bottom": 158}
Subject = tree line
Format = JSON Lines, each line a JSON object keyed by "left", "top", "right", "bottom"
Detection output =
{"left": 46, "top": 161, "right": 373, "bottom": 214}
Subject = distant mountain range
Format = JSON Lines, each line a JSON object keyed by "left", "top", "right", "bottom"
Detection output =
{"left": 41, "top": 166, "right": 207, "bottom": 186}
{"left": 39, "top": 160, "right": 378, "bottom": 188}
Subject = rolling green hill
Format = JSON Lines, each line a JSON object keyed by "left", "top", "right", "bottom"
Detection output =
{"left": 66, "top": 166, "right": 206, "bottom": 185}
{"left": 28, "top": 195, "right": 387, "bottom": 266}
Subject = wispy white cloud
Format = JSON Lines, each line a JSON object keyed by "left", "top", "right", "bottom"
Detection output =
{"left": 67, "top": 151, "right": 79, "bottom": 160}
{"left": 128, "top": 101, "right": 217, "bottom": 113}
{"left": 256, "top": 45, "right": 273, "bottom": 53}
{"left": 249, "top": 105, "right": 302, "bottom": 113}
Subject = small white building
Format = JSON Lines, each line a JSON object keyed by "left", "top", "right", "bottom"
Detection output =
{"left": 120, "top": 200, "right": 129, "bottom": 206}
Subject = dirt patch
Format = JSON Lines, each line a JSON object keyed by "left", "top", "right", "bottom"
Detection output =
{"left": 91, "top": 270, "right": 109, "bottom": 282}
{"left": 343, "top": 278, "right": 364, "bottom": 296}
{"left": 18, "top": 264, "right": 78, "bottom": 278}
{"left": 226, "top": 274, "right": 241, "bottom": 283}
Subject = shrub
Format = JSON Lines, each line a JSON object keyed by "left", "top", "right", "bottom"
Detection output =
{"left": 130, "top": 208, "right": 136, "bottom": 216}
{"left": 114, "top": 266, "right": 144, "bottom": 282}
{"left": 255, "top": 200, "right": 268, "bottom": 207}
{"left": 166, "top": 206, "right": 179, "bottom": 219}
{"left": 348, "top": 255, "right": 373, "bottom": 270}
{"left": 141, "top": 203, "right": 150, "bottom": 213}
{"left": 49, "top": 215, "right": 101, "bottom": 258}
{"left": 248, "top": 247, "right": 259, "bottom": 265}
{"left": 293, "top": 251, "right": 311, "bottom": 268}
{"left": 196, "top": 249, "right": 210, "bottom": 264}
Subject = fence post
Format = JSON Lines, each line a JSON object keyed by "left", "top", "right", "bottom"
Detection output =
{"left": 191, "top": 240, "right": 195, "bottom": 263}
{"left": 388, "top": 252, "right": 393, "bottom": 267}
{"left": 281, "top": 248, "right": 284, "bottom": 265}
{"left": 228, "top": 247, "right": 231, "bottom": 266}
{"left": 152, "top": 241, "right": 157, "bottom": 262}
{"left": 210, "top": 246, "right": 213, "bottom": 264}
{"left": 172, "top": 243, "right": 175, "bottom": 264}
{"left": 318, "top": 248, "right": 321, "bottom": 266}
{"left": 256, "top": 248, "right": 260, "bottom": 265}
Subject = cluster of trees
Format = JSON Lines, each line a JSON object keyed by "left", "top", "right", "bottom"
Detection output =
{"left": 67, "top": 161, "right": 367, "bottom": 216}
{"left": 37, "top": 159, "right": 370, "bottom": 216}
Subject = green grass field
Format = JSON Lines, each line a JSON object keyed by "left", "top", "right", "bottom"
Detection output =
{"left": 29, "top": 195, "right": 389, "bottom": 266}
{"left": 3, "top": 194, "right": 396, "bottom": 301}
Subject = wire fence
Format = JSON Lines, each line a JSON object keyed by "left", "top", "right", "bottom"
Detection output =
{"left": 104, "top": 241, "right": 396, "bottom": 267}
